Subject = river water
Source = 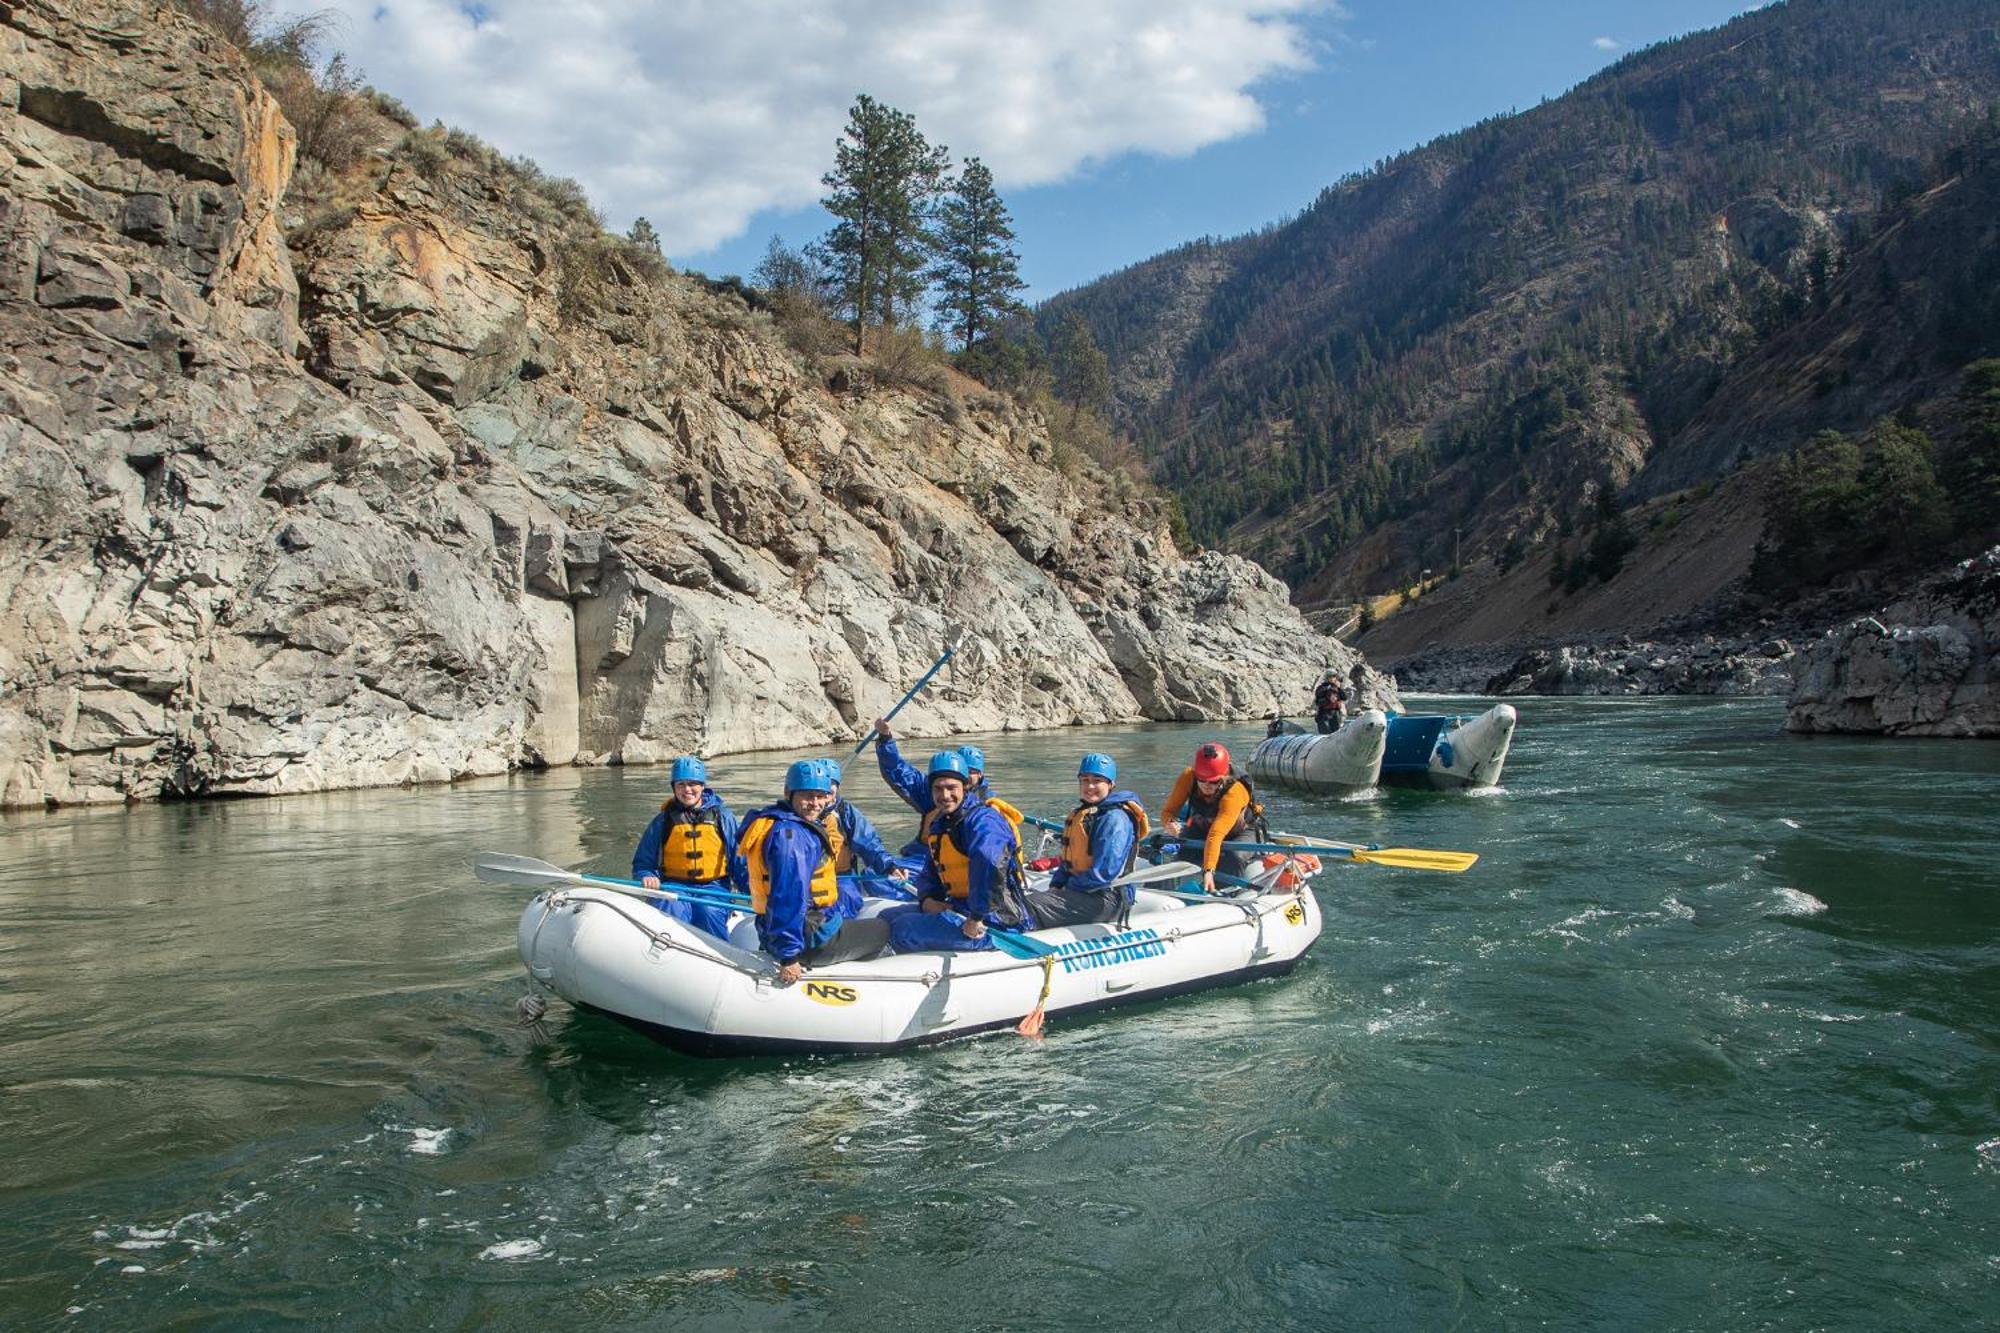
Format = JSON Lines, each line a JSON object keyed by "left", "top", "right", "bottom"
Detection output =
{"left": 1, "top": 697, "right": 1995, "bottom": 1329}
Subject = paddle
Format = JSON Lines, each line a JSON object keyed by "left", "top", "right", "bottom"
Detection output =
{"left": 1141, "top": 830, "right": 1478, "bottom": 874}
{"left": 1224, "top": 838, "right": 1477, "bottom": 874}
{"left": 474, "top": 852, "right": 752, "bottom": 910}
{"left": 850, "top": 638, "right": 961, "bottom": 757}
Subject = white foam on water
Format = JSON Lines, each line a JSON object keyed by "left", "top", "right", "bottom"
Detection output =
{"left": 1976, "top": 1136, "right": 2000, "bottom": 1165}
{"left": 479, "top": 1238, "right": 546, "bottom": 1262}
{"left": 1663, "top": 897, "right": 1694, "bottom": 920}
{"left": 1465, "top": 785, "right": 1508, "bottom": 798}
{"left": 1770, "top": 888, "right": 1828, "bottom": 916}
{"left": 115, "top": 1240, "right": 165, "bottom": 1250}
{"left": 391, "top": 1125, "right": 452, "bottom": 1155}
{"left": 1780, "top": 818, "right": 1802, "bottom": 828}
{"left": 120, "top": 1266, "right": 144, "bottom": 1275}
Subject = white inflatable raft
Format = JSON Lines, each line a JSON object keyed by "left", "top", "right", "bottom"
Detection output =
{"left": 516, "top": 873, "right": 1323, "bottom": 1056}
{"left": 1248, "top": 708, "right": 1388, "bottom": 794}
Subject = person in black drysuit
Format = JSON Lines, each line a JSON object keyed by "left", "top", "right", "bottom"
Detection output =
{"left": 1312, "top": 670, "right": 1349, "bottom": 734}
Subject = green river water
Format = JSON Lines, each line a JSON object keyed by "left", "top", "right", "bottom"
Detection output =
{"left": 1, "top": 696, "right": 1996, "bottom": 1330}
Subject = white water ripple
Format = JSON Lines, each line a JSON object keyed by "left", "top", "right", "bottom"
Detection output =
{"left": 1769, "top": 888, "right": 1829, "bottom": 917}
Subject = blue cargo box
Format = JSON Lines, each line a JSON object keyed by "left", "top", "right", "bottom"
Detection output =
{"left": 1381, "top": 714, "right": 1449, "bottom": 774}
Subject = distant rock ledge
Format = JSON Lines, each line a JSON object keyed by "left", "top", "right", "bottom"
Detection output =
{"left": 1387, "top": 636, "right": 1796, "bottom": 697}
{"left": 1786, "top": 546, "right": 2000, "bottom": 738}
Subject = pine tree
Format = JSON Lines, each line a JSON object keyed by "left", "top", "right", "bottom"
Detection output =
{"left": 930, "top": 157, "right": 1026, "bottom": 351}
{"left": 819, "top": 95, "right": 950, "bottom": 354}
{"left": 627, "top": 216, "right": 661, "bottom": 253}
{"left": 1052, "top": 312, "right": 1111, "bottom": 415}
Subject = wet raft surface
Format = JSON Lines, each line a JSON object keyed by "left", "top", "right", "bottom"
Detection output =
{"left": 2, "top": 702, "right": 1997, "bottom": 1328}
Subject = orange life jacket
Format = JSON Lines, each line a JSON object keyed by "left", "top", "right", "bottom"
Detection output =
{"left": 817, "top": 807, "right": 851, "bottom": 873}
{"left": 1062, "top": 799, "right": 1150, "bottom": 875}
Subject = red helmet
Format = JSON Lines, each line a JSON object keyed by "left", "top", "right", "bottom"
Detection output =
{"left": 1192, "top": 742, "right": 1231, "bottom": 781}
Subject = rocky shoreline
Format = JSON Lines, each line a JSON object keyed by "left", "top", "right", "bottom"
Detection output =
{"left": 1382, "top": 546, "right": 1999, "bottom": 738}
{"left": 1388, "top": 635, "right": 1797, "bottom": 697}
{"left": 1787, "top": 545, "right": 1999, "bottom": 736}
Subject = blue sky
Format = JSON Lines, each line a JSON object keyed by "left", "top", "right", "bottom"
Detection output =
{"left": 683, "top": 1, "right": 1766, "bottom": 299}
{"left": 308, "top": 1, "right": 1767, "bottom": 303}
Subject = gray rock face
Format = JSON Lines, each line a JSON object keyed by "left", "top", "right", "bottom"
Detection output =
{"left": 1479, "top": 638, "right": 1796, "bottom": 697}
{"left": 0, "top": 0, "right": 1393, "bottom": 807}
{"left": 1786, "top": 547, "right": 2000, "bottom": 737}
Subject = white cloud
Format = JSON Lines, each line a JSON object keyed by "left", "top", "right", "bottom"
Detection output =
{"left": 1591, "top": 35, "right": 1621, "bottom": 51}
{"left": 288, "top": 1, "right": 1336, "bottom": 254}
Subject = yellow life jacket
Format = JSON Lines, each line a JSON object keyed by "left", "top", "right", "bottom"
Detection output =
{"left": 658, "top": 800, "right": 728, "bottom": 883}
{"left": 1062, "top": 798, "right": 1151, "bottom": 875}
{"left": 921, "top": 801, "right": 1028, "bottom": 908}
{"left": 738, "top": 810, "right": 838, "bottom": 913}
{"left": 818, "top": 805, "right": 852, "bottom": 873}
{"left": 983, "top": 793, "right": 1025, "bottom": 837}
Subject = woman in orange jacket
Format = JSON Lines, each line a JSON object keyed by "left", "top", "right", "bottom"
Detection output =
{"left": 1159, "top": 742, "right": 1268, "bottom": 892}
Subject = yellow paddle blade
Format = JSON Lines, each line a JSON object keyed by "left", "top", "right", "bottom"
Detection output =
{"left": 1348, "top": 847, "right": 1480, "bottom": 873}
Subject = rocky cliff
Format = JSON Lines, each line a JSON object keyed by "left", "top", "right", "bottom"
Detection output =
{"left": 0, "top": 0, "right": 1388, "bottom": 808}
{"left": 1787, "top": 545, "right": 1999, "bottom": 736}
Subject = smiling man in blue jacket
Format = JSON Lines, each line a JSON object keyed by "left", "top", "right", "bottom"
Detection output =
{"left": 880, "top": 751, "right": 1033, "bottom": 954}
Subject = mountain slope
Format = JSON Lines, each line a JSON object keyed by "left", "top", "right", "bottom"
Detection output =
{"left": 1045, "top": 0, "right": 2000, "bottom": 607}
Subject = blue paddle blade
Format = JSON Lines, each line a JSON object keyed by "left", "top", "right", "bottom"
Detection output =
{"left": 990, "top": 930, "right": 1055, "bottom": 959}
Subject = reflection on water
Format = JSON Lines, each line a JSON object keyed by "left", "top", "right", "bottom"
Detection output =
{"left": 2, "top": 700, "right": 1997, "bottom": 1328}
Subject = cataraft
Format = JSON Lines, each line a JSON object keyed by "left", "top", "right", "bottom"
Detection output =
{"left": 1250, "top": 703, "right": 1517, "bottom": 794}
{"left": 487, "top": 852, "right": 1327, "bottom": 1057}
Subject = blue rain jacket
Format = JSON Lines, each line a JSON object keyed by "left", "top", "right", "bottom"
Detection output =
{"left": 630, "top": 787, "right": 741, "bottom": 882}
{"left": 738, "top": 802, "right": 849, "bottom": 964}
{"left": 876, "top": 737, "right": 996, "bottom": 814}
{"left": 834, "top": 797, "right": 897, "bottom": 875}
{"left": 1049, "top": 788, "right": 1143, "bottom": 893}
{"left": 911, "top": 795, "right": 1022, "bottom": 924}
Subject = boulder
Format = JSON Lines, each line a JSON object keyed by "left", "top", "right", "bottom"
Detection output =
{"left": 1787, "top": 547, "right": 2000, "bottom": 736}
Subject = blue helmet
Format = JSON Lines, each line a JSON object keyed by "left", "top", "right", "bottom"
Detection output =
{"left": 671, "top": 756, "right": 708, "bottom": 785}
{"left": 1078, "top": 752, "right": 1118, "bottom": 782}
{"left": 957, "top": 744, "right": 986, "bottom": 774}
{"left": 784, "top": 759, "right": 833, "bottom": 795}
{"left": 926, "top": 750, "right": 971, "bottom": 782}
{"left": 816, "top": 758, "right": 843, "bottom": 787}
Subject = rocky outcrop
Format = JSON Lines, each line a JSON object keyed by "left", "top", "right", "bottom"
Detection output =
{"left": 0, "top": 0, "right": 1392, "bottom": 807}
{"left": 1482, "top": 637, "right": 1796, "bottom": 697}
{"left": 1786, "top": 547, "right": 2000, "bottom": 737}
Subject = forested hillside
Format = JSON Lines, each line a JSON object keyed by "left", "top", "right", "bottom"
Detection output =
{"left": 1042, "top": 0, "right": 2000, "bottom": 613}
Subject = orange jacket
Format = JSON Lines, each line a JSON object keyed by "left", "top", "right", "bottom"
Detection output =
{"left": 1159, "top": 767, "right": 1252, "bottom": 871}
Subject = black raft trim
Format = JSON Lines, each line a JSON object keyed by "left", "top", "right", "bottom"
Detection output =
{"left": 580, "top": 956, "right": 1304, "bottom": 1059}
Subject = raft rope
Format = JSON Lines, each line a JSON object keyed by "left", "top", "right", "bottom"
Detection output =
{"left": 1016, "top": 955, "right": 1057, "bottom": 1038}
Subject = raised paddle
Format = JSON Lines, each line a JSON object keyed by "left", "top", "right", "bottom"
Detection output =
{"left": 474, "top": 852, "right": 753, "bottom": 910}
{"left": 850, "top": 638, "right": 961, "bottom": 757}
